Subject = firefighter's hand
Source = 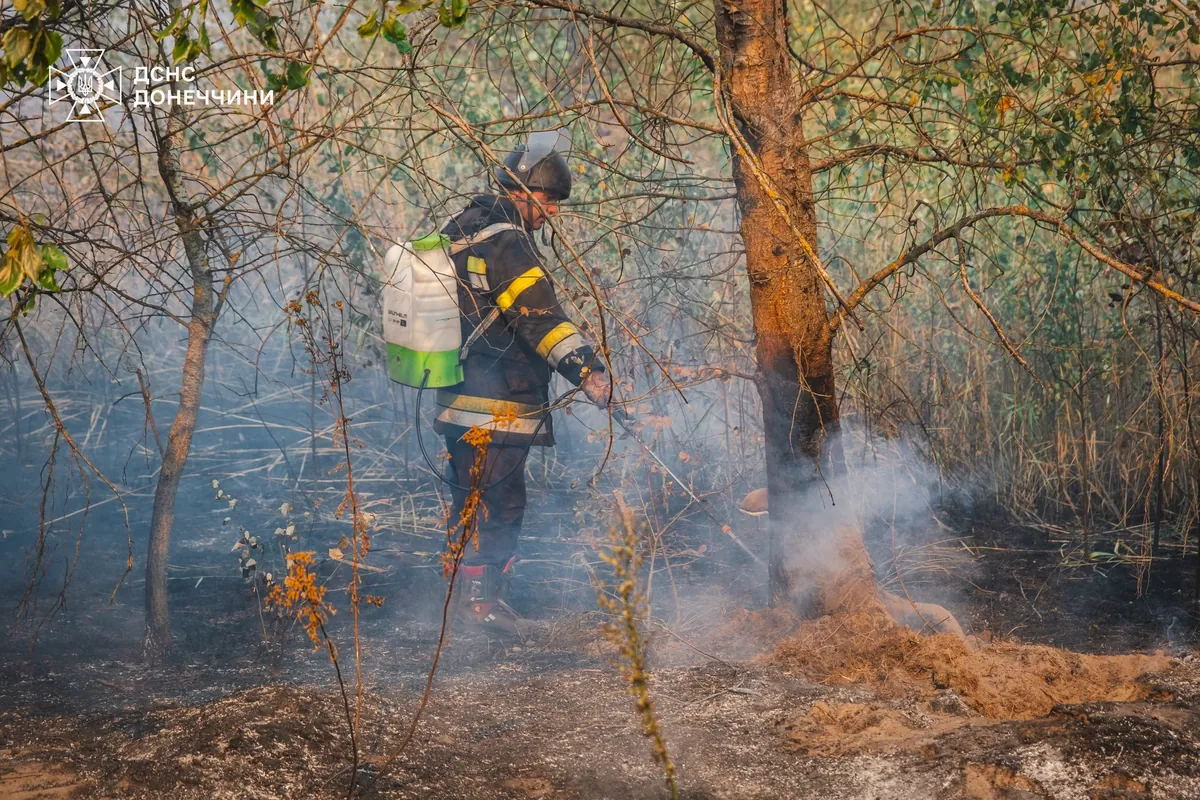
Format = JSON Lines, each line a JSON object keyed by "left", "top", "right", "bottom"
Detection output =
{"left": 580, "top": 369, "right": 613, "bottom": 408}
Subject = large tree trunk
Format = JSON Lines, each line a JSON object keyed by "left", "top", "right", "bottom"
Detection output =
{"left": 142, "top": 93, "right": 217, "bottom": 663}
{"left": 714, "top": 0, "right": 842, "bottom": 613}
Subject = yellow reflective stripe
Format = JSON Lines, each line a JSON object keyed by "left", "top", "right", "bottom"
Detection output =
{"left": 535, "top": 322, "right": 578, "bottom": 359}
{"left": 495, "top": 267, "right": 544, "bottom": 311}
{"left": 436, "top": 390, "right": 543, "bottom": 418}
{"left": 437, "top": 407, "right": 543, "bottom": 434}
{"left": 467, "top": 256, "right": 487, "bottom": 275}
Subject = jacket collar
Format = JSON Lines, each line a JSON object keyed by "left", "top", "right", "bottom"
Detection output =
{"left": 461, "top": 194, "right": 532, "bottom": 232}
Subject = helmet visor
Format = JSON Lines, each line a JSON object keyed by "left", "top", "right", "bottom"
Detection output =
{"left": 516, "top": 128, "right": 571, "bottom": 174}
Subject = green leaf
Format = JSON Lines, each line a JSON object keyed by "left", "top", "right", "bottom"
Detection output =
{"left": 231, "top": 0, "right": 279, "bottom": 48}
{"left": 38, "top": 243, "right": 67, "bottom": 274}
{"left": 38, "top": 30, "right": 62, "bottom": 69}
{"left": 155, "top": 8, "right": 186, "bottom": 42}
{"left": 13, "top": 0, "right": 46, "bottom": 22}
{"left": 394, "top": 0, "right": 425, "bottom": 11}
{"left": 438, "top": 0, "right": 469, "bottom": 28}
{"left": 36, "top": 268, "right": 59, "bottom": 292}
{"left": 198, "top": 23, "right": 211, "bottom": 56}
{"left": 357, "top": 11, "right": 380, "bottom": 38}
{"left": 231, "top": 0, "right": 252, "bottom": 26}
{"left": 0, "top": 260, "right": 20, "bottom": 298}
{"left": 0, "top": 229, "right": 67, "bottom": 300}
{"left": 26, "top": 59, "right": 49, "bottom": 87}
{"left": 263, "top": 66, "right": 284, "bottom": 93}
{"left": 172, "top": 34, "right": 193, "bottom": 65}
{"left": 285, "top": 60, "right": 310, "bottom": 90}
{"left": 382, "top": 17, "right": 407, "bottom": 45}
{"left": 3, "top": 28, "right": 33, "bottom": 69}
{"left": 263, "top": 60, "right": 311, "bottom": 93}
{"left": 1, "top": 226, "right": 39, "bottom": 298}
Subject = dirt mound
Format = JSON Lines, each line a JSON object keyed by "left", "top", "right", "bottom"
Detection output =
{"left": 774, "top": 602, "right": 1171, "bottom": 720}
{"left": 767, "top": 526, "right": 1173, "bottom": 719}
{"left": 916, "top": 636, "right": 1169, "bottom": 718}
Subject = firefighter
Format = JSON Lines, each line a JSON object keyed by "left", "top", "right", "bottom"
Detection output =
{"left": 437, "top": 134, "right": 612, "bottom": 635}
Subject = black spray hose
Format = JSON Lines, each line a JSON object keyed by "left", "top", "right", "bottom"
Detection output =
{"left": 414, "top": 368, "right": 569, "bottom": 491}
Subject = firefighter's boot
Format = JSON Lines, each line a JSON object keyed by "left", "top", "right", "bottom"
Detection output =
{"left": 453, "top": 561, "right": 521, "bottom": 637}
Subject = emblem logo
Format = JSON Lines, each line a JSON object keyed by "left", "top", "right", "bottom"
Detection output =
{"left": 48, "top": 49, "right": 122, "bottom": 123}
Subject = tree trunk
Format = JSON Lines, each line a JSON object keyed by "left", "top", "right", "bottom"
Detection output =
{"left": 714, "top": 0, "right": 842, "bottom": 613}
{"left": 142, "top": 91, "right": 217, "bottom": 663}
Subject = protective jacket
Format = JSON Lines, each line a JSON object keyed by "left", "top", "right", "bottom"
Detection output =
{"left": 433, "top": 195, "right": 602, "bottom": 446}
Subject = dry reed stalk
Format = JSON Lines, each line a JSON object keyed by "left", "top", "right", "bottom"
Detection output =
{"left": 593, "top": 496, "right": 679, "bottom": 800}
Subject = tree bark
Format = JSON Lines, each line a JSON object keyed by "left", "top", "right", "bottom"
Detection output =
{"left": 714, "top": 0, "right": 842, "bottom": 613}
{"left": 142, "top": 92, "right": 217, "bottom": 663}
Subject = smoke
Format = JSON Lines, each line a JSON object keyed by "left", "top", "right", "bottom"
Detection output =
{"left": 613, "top": 424, "right": 983, "bottom": 663}
{"left": 755, "top": 427, "right": 956, "bottom": 593}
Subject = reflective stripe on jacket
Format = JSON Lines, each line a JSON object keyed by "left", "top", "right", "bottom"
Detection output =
{"left": 432, "top": 195, "right": 602, "bottom": 447}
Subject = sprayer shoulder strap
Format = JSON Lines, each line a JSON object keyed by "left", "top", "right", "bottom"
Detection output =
{"left": 446, "top": 222, "right": 522, "bottom": 361}
{"left": 446, "top": 222, "right": 523, "bottom": 255}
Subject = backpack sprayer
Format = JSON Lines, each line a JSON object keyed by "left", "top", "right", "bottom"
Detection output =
{"left": 380, "top": 224, "right": 543, "bottom": 490}
{"left": 381, "top": 129, "right": 571, "bottom": 391}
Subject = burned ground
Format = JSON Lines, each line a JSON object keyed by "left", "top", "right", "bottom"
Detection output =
{"left": 4, "top": 639, "right": 1200, "bottom": 799}
{"left": 3, "top": 496, "right": 1200, "bottom": 799}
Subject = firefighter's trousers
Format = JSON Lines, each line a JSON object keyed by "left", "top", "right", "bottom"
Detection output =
{"left": 444, "top": 436, "right": 529, "bottom": 568}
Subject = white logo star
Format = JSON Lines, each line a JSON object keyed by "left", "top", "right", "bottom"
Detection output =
{"left": 48, "top": 49, "right": 122, "bottom": 123}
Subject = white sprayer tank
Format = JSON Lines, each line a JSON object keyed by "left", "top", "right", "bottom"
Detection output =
{"left": 381, "top": 233, "right": 464, "bottom": 388}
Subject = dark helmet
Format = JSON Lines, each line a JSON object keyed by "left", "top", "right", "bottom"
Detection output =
{"left": 494, "top": 130, "right": 572, "bottom": 201}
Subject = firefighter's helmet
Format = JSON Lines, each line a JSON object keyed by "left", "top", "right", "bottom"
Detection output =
{"left": 494, "top": 129, "right": 572, "bottom": 201}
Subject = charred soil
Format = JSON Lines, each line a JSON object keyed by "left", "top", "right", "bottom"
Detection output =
{"left": 3, "top": 516, "right": 1200, "bottom": 799}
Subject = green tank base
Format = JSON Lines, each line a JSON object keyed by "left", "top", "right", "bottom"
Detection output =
{"left": 387, "top": 344, "right": 463, "bottom": 388}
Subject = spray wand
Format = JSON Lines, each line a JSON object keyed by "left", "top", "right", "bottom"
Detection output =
{"left": 606, "top": 406, "right": 765, "bottom": 567}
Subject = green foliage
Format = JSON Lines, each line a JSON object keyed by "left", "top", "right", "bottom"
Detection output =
{"left": 265, "top": 60, "right": 313, "bottom": 92}
{"left": 223, "top": 0, "right": 306, "bottom": 90}
{"left": 382, "top": 15, "right": 414, "bottom": 54}
{"left": 438, "top": 0, "right": 469, "bottom": 29}
{"left": 357, "top": 11, "right": 380, "bottom": 37}
{"left": 0, "top": 225, "right": 67, "bottom": 312}
{"left": 13, "top": 0, "right": 60, "bottom": 22}
{"left": 1, "top": 23, "right": 62, "bottom": 87}
{"left": 1, "top": 0, "right": 62, "bottom": 86}
{"left": 358, "top": 8, "right": 417, "bottom": 55}
{"left": 154, "top": 0, "right": 213, "bottom": 64}
{"left": 231, "top": 0, "right": 280, "bottom": 50}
